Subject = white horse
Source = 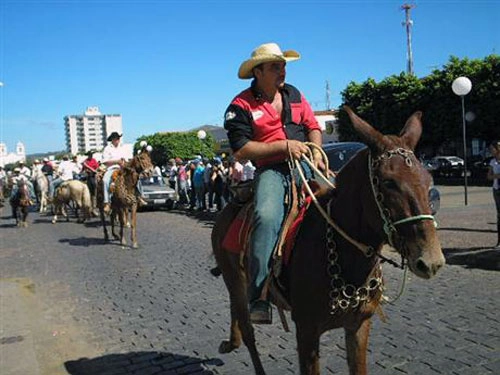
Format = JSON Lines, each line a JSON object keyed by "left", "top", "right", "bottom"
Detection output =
{"left": 32, "top": 168, "right": 49, "bottom": 213}
{"left": 52, "top": 180, "right": 92, "bottom": 224}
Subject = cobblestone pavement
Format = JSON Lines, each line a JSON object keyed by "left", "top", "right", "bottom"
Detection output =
{"left": 0, "top": 186, "right": 499, "bottom": 375}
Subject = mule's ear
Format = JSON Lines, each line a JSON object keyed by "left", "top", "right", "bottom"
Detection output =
{"left": 343, "top": 106, "right": 384, "bottom": 150}
{"left": 399, "top": 111, "right": 422, "bottom": 151}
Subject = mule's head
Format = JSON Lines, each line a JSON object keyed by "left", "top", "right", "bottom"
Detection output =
{"left": 134, "top": 144, "right": 154, "bottom": 177}
{"left": 344, "top": 106, "right": 445, "bottom": 279}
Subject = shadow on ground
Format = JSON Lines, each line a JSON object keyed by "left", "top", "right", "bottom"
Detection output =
{"left": 444, "top": 247, "right": 500, "bottom": 271}
{"left": 65, "top": 351, "right": 222, "bottom": 375}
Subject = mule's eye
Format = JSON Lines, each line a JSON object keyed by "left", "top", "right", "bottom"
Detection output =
{"left": 382, "top": 179, "right": 398, "bottom": 190}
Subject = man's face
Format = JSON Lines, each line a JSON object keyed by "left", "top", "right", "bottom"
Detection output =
{"left": 256, "top": 61, "right": 286, "bottom": 89}
{"left": 112, "top": 138, "right": 120, "bottom": 146}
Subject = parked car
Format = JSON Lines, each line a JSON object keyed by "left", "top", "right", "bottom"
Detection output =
{"left": 139, "top": 176, "right": 176, "bottom": 210}
{"left": 431, "top": 156, "right": 464, "bottom": 177}
{"left": 323, "top": 142, "right": 440, "bottom": 214}
{"left": 471, "top": 156, "right": 493, "bottom": 180}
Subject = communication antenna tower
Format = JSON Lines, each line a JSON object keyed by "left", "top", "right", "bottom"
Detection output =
{"left": 401, "top": 3, "right": 415, "bottom": 75}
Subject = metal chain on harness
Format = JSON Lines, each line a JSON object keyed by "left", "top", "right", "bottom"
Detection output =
{"left": 326, "top": 202, "right": 383, "bottom": 314}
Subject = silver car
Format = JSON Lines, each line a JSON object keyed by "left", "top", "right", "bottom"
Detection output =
{"left": 139, "top": 176, "right": 176, "bottom": 210}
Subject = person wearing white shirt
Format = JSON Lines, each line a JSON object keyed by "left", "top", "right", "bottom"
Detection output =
{"left": 50, "top": 155, "right": 79, "bottom": 198}
{"left": 18, "top": 161, "right": 31, "bottom": 179}
{"left": 102, "top": 132, "right": 128, "bottom": 212}
{"left": 10, "top": 168, "right": 35, "bottom": 201}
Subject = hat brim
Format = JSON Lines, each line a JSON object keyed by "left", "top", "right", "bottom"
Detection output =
{"left": 107, "top": 134, "right": 122, "bottom": 141}
{"left": 238, "top": 50, "right": 300, "bottom": 79}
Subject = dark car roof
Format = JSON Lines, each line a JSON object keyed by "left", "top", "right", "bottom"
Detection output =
{"left": 322, "top": 142, "right": 366, "bottom": 172}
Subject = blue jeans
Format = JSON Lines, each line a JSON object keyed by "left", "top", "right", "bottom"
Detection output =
{"left": 248, "top": 162, "right": 311, "bottom": 302}
{"left": 103, "top": 166, "right": 120, "bottom": 204}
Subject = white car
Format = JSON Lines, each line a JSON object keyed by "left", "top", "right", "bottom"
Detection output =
{"left": 432, "top": 156, "right": 464, "bottom": 167}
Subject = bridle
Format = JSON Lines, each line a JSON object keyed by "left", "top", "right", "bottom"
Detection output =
{"left": 295, "top": 144, "right": 438, "bottom": 312}
{"left": 297, "top": 144, "right": 436, "bottom": 259}
{"left": 368, "top": 148, "right": 436, "bottom": 252}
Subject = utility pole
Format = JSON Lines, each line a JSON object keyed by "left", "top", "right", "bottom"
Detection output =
{"left": 401, "top": 3, "right": 415, "bottom": 75}
{"left": 325, "top": 80, "right": 331, "bottom": 110}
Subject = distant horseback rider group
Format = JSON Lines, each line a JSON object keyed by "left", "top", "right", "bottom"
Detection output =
{"left": 2, "top": 131, "right": 146, "bottom": 218}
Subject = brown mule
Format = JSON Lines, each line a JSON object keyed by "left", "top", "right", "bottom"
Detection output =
{"left": 96, "top": 146, "right": 153, "bottom": 248}
{"left": 212, "top": 106, "right": 445, "bottom": 375}
{"left": 10, "top": 179, "right": 32, "bottom": 227}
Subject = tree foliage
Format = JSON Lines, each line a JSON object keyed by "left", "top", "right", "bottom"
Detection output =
{"left": 338, "top": 55, "right": 500, "bottom": 155}
{"left": 133, "top": 131, "right": 216, "bottom": 167}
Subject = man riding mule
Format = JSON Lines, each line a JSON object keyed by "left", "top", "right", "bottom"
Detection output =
{"left": 101, "top": 132, "right": 146, "bottom": 214}
{"left": 9, "top": 168, "right": 35, "bottom": 226}
{"left": 214, "top": 42, "right": 445, "bottom": 375}
{"left": 96, "top": 141, "right": 153, "bottom": 248}
{"left": 223, "top": 42, "right": 325, "bottom": 324}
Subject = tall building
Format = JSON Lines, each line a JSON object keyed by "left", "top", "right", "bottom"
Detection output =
{"left": 64, "top": 106, "right": 123, "bottom": 155}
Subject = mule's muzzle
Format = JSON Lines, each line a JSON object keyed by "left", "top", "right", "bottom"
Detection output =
{"left": 414, "top": 256, "right": 445, "bottom": 279}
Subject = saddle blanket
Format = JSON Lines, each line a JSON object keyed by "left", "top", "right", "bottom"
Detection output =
{"left": 222, "top": 196, "right": 313, "bottom": 265}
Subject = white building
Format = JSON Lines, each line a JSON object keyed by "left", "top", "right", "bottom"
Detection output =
{"left": 314, "top": 109, "right": 339, "bottom": 142}
{"left": 65, "top": 106, "right": 123, "bottom": 155}
{"left": 0, "top": 141, "right": 26, "bottom": 168}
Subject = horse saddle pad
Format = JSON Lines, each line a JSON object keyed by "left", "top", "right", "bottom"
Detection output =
{"left": 221, "top": 196, "right": 313, "bottom": 266}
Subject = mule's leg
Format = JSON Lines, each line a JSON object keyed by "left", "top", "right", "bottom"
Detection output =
{"left": 217, "top": 255, "right": 266, "bottom": 375}
{"left": 130, "top": 205, "right": 138, "bottom": 249}
{"left": 100, "top": 208, "right": 110, "bottom": 242}
{"left": 111, "top": 211, "right": 120, "bottom": 241}
{"left": 344, "top": 318, "right": 371, "bottom": 375}
{"left": 22, "top": 207, "right": 29, "bottom": 227}
{"left": 296, "top": 323, "right": 321, "bottom": 375}
{"left": 119, "top": 210, "right": 127, "bottom": 246}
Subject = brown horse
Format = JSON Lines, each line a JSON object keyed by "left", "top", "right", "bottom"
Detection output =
{"left": 10, "top": 179, "right": 32, "bottom": 227}
{"left": 211, "top": 106, "right": 445, "bottom": 375}
{"left": 96, "top": 146, "right": 153, "bottom": 248}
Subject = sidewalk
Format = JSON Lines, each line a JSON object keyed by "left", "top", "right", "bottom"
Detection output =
{"left": 0, "top": 280, "right": 41, "bottom": 375}
{"left": 436, "top": 185, "right": 500, "bottom": 271}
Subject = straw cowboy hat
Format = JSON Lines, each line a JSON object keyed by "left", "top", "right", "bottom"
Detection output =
{"left": 238, "top": 42, "right": 300, "bottom": 79}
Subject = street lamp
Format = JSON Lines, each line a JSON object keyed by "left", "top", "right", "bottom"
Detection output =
{"left": 451, "top": 76, "right": 472, "bottom": 205}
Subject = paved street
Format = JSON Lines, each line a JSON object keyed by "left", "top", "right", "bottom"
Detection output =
{"left": 1, "top": 186, "right": 499, "bottom": 375}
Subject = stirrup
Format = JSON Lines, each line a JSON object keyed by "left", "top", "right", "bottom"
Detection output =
{"left": 249, "top": 300, "right": 272, "bottom": 325}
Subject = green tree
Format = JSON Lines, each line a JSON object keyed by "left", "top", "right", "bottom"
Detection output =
{"left": 339, "top": 54, "right": 500, "bottom": 155}
{"left": 134, "top": 131, "right": 216, "bottom": 167}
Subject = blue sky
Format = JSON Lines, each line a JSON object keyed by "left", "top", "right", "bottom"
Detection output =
{"left": 1, "top": 0, "right": 499, "bottom": 154}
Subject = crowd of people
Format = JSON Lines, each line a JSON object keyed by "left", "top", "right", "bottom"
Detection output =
{"left": 162, "top": 156, "right": 256, "bottom": 212}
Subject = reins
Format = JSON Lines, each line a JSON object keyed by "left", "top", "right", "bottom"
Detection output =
{"left": 293, "top": 143, "right": 375, "bottom": 257}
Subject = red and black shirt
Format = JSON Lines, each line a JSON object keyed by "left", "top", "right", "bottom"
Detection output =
{"left": 224, "top": 82, "right": 320, "bottom": 167}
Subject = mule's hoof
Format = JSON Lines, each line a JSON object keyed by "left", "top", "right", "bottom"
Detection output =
{"left": 132, "top": 243, "right": 139, "bottom": 249}
{"left": 52, "top": 220, "right": 56, "bottom": 224}
{"left": 218, "top": 340, "right": 239, "bottom": 354}
{"left": 210, "top": 266, "right": 222, "bottom": 277}
{"left": 22, "top": 222, "right": 28, "bottom": 228}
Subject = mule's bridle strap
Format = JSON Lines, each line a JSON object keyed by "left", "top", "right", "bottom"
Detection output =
{"left": 368, "top": 150, "right": 437, "bottom": 248}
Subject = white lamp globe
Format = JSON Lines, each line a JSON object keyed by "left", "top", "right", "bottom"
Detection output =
{"left": 452, "top": 77, "right": 472, "bottom": 96}
{"left": 146, "top": 145, "right": 153, "bottom": 152}
{"left": 139, "top": 140, "right": 147, "bottom": 148}
{"left": 197, "top": 130, "right": 207, "bottom": 140}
